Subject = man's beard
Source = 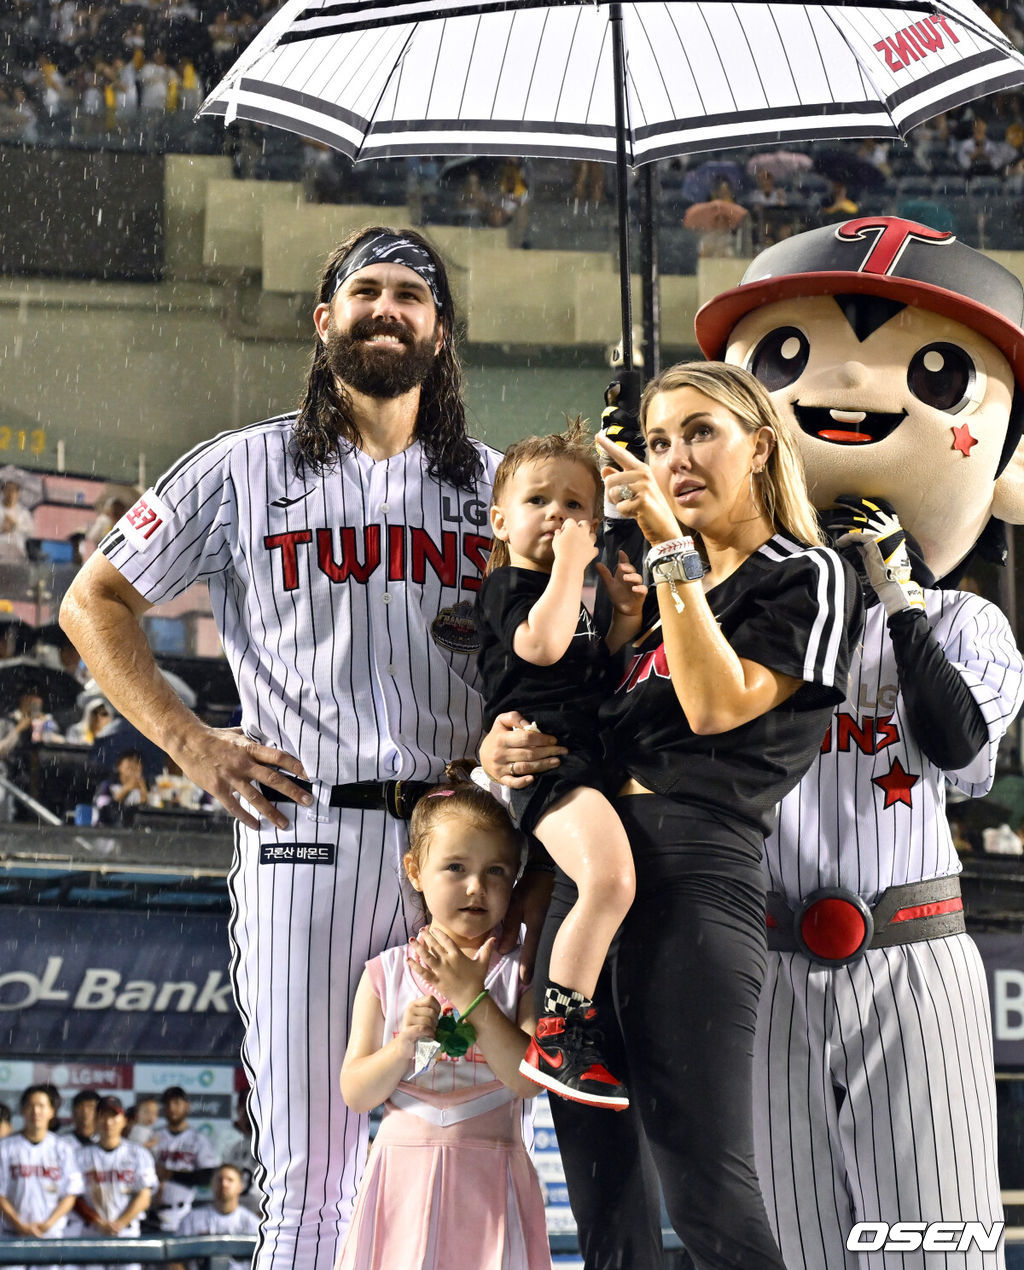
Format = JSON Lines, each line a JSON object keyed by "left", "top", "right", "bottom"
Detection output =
{"left": 325, "top": 316, "right": 438, "bottom": 399}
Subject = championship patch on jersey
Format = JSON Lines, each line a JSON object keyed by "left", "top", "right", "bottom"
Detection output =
{"left": 121, "top": 488, "right": 173, "bottom": 551}
{"left": 259, "top": 843, "right": 336, "bottom": 865}
{"left": 431, "top": 600, "right": 480, "bottom": 654}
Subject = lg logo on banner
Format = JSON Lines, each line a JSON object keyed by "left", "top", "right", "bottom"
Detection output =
{"left": 847, "top": 1222, "right": 1004, "bottom": 1253}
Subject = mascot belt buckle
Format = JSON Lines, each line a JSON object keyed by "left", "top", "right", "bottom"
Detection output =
{"left": 794, "top": 887, "right": 874, "bottom": 966}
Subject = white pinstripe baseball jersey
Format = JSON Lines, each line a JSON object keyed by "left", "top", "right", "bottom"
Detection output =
{"left": 151, "top": 1125, "right": 219, "bottom": 1230}
{"left": 0, "top": 1132, "right": 82, "bottom": 1233}
{"left": 76, "top": 1140, "right": 157, "bottom": 1234}
{"left": 763, "top": 591, "right": 1024, "bottom": 903}
{"left": 101, "top": 417, "right": 501, "bottom": 784}
{"left": 179, "top": 1202, "right": 260, "bottom": 1270}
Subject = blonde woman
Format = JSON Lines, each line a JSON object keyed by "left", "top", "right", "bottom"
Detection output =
{"left": 528, "top": 362, "right": 863, "bottom": 1270}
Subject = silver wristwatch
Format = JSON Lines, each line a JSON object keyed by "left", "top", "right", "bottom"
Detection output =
{"left": 650, "top": 553, "right": 705, "bottom": 585}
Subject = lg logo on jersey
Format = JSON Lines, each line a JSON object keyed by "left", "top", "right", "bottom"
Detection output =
{"left": 441, "top": 495, "right": 488, "bottom": 527}
{"left": 846, "top": 1221, "right": 1004, "bottom": 1253}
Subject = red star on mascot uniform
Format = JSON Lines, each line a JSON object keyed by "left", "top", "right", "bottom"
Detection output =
{"left": 695, "top": 217, "right": 1024, "bottom": 1270}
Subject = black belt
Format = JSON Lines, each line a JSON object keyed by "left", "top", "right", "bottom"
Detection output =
{"left": 766, "top": 875, "right": 965, "bottom": 967}
{"left": 258, "top": 778, "right": 433, "bottom": 820}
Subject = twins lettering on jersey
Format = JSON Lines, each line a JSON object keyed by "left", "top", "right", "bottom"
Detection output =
{"left": 619, "top": 650, "right": 919, "bottom": 806}
{"left": 263, "top": 524, "right": 492, "bottom": 594}
{"left": 158, "top": 1148, "right": 202, "bottom": 1170}
{"left": 83, "top": 1167, "right": 139, "bottom": 1187}
{"left": 10, "top": 1164, "right": 62, "bottom": 1181}
{"left": 821, "top": 713, "right": 899, "bottom": 753}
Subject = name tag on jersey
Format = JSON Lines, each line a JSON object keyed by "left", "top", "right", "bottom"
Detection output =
{"left": 259, "top": 843, "right": 336, "bottom": 865}
{"left": 122, "top": 488, "right": 173, "bottom": 551}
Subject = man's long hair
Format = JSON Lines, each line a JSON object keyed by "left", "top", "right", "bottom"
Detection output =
{"left": 294, "top": 226, "right": 481, "bottom": 490}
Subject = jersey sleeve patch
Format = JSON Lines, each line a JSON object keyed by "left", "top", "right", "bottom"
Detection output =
{"left": 120, "top": 488, "right": 174, "bottom": 552}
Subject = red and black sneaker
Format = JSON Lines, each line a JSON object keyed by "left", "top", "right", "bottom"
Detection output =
{"left": 519, "top": 1009, "right": 629, "bottom": 1110}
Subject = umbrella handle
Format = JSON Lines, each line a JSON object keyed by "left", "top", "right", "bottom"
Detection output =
{"left": 610, "top": 2, "right": 633, "bottom": 373}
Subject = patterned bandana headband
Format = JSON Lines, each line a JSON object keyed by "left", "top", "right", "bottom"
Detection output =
{"left": 330, "top": 232, "right": 442, "bottom": 309}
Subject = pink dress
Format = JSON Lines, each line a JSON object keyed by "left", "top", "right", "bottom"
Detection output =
{"left": 337, "top": 941, "right": 552, "bottom": 1270}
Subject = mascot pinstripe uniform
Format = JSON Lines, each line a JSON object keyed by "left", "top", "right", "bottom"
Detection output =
{"left": 697, "top": 217, "right": 1024, "bottom": 1268}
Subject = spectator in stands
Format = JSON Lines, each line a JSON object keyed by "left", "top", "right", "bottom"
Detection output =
{"left": 206, "top": 10, "right": 239, "bottom": 79}
{"left": 68, "top": 696, "right": 113, "bottom": 745}
{"left": 0, "top": 1086, "right": 82, "bottom": 1244}
{"left": 85, "top": 487, "right": 138, "bottom": 547}
{"left": 127, "top": 1096, "right": 160, "bottom": 1152}
{"left": 0, "top": 617, "right": 31, "bottom": 662}
{"left": 988, "top": 4, "right": 1024, "bottom": 50}
{"left": 747, "top": 167, "right": 788, "bottom": 208}
{"left": 0, "top": 692, "right": 61, "bottom": 810}
{"left": 34, "top": 624, "right": 88, "bottom": 685}
{"left": 150, "top": 1087, "right": 218, "bottom": 1233}
{"left": 76, "top": 1095, "right": 157, "bottom": 1260}
{"left": 572, "top": 158, "right": 606, "bottom": 208}
{"left": 0, "top": 1106, "right": 10, "bottom": 1140}
{"left": 910, "top": 109, "right": 953, "bottom": 168}
{"left": 174, "top": 1164, "right": 259, "bottom": 1270}
{"left": 997, "top": 119, "right": 1024, "bottom": 181}
{"left": 0, "top": 85, "right": 38, "bottom": 141}
{"left": 819, "top": 178, "right": 858, "bottom": 222}
{"left": 73, "top": 63, "right": 108, "bottom": 127}
{"left": 93, "top": 748, "right": 149, "bottom": 824}
{"left": 102, "top": 57, "right": 138, "bottom": 118}
{"left": 854, "top": 137, "right": 892, "bottom": 178}
{"left": 60, "top": 1089, "right": 99, "bottom": 1147}
{"left": 0, "top": 480, "right": 35, "bottom": 563}
{"left": 175, "top": 57, "right": 203, "bottom": 114}
{"left": 25, "top": 53, "right": 69, "bottom": 116}
{"left": 68, "top": 532, "right": 87, "bottom": 567}
{"left": 957, "top": 115, "right": 1002, "bottom": 174}
{"left": 137, "top": 47, "right": 179, "bottom": 111}
{"left": 89, "top": 696, "right": 168, "bottom": 783}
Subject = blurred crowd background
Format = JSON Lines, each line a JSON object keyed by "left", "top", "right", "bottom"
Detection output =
{"left": 4, "top": 0, "right": 1024, "bottom": 255}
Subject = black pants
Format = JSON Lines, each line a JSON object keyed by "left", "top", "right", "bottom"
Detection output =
{"left": 535, "top": 795, "right": 789, "bottom": 1270}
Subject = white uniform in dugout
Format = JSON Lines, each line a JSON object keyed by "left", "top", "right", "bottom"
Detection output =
{"left": 178, "top": 1200, "right": 260, "bottom": 1270}
{"left": 0, "top": 1131, "right": 83, "bottom": 1269}
{"left": 102, "top": 415, "right": 499, "bottom": 1270}
{"left": 756, "top": 592, "right": 1024, "bottom": 1270}
{"left": 76, "top": 1138, "right": 158, "bottom": 1270}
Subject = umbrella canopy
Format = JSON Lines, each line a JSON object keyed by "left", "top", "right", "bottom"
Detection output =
{"left": 813, "top": 147, "right": 889, "bottom": 190}
{"left": 681, "top": 159, "right": 750, "bottom": 204}
{"left": 746, "top": 150, "right": 814, "bottom": 180}
{"left": 683, "top": 199, "right": 749, "bottom": 231}
{"left": 201, "top": 1, "right": 1024, "bottom": 165}
{"left": 199, "top": 0, "right": 1024, "bottom": 374}
{"left": 0, "top": 660, "right": 83, "bottom": 713}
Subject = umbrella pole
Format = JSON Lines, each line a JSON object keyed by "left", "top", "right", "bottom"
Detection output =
{"left": 610, "top": 2, "right": 633, "bottom": 374}
{"left": 639, "top": 162, "right": 660, "bottom": 378}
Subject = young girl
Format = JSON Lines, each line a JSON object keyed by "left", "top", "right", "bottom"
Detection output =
{"left": 337, "top": 781, "right": 551, "bottom": 1270}
{"left": 476, "top": 421, "right": 646, "bottom": 1109}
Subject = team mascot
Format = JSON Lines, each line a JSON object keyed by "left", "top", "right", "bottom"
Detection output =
{"left": 693, "top": 217, "right": 1024, "bottom": 1268}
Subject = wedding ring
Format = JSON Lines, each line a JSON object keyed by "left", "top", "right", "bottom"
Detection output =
{"left": 617, "top": 485, "right": 634, "bottom": 503}
{"left": 510, "top": 761, "right": 518, "bottom": 777}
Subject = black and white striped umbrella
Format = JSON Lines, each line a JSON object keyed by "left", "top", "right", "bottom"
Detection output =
{"left": 198, "top": 0, "right": 1024, "bottom": 371}
{"left": 200, "top": 1, "right": 1024, "bottom": 163}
